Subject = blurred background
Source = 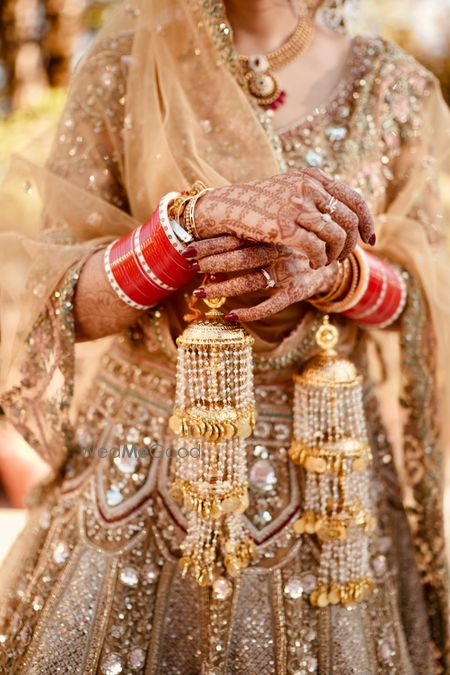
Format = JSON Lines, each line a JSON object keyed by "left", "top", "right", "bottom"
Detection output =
{"left": 0, "top": 0, "right": 449, "bottom": 560}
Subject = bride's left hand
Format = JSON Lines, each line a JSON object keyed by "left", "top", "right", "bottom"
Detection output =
{"left": 191, "top": 241, "right": 337, "bottom": 322}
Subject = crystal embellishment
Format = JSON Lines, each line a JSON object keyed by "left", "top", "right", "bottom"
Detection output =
{"left": 76, "top": 426, "right": 93, "bottom": 447}
{"left": 254, "top": 510, "right": 273, "bottom": 528}
{"left": 128, "top": 646, "right": 146, "bottom": 670}
{"left": 299, "top": 572, "right": 317, "bottom": 594}
{"left": 106, "top": 486, "right": 124, "bottom": 506}
{"left": 325, "top": 125, "right": 347, "bottom": 142}
{"left": 284, "top": 577, "right": 304, "bottom": 600}
{"left": 52, "top": 542, "right": 70, "bottom": 566}
{"left": 32, "top": 596, "right": 43, "bottom": 611}
{"left": 212, "top": 577, "right": 233, "bottom": 601}
{"left": 253, "top": 444, "right": 269, "bottom": 459}
{"left": 101, "top": 653, "right": 124, "bottom": 674}
{"left": 304, "top": 149, "right": 324, "bottom": 167}
{"left": 119, "top": 566, "right": 139, "bottom": 587}
{"left": 306, "top": 655, "right": 318, "bottom": 672}
{"left": 114, "top": 453, "right": 138, "bottom": 475}
{"left": 143, "top": 564, "right": 159, "bottom": 583}
{"left": 200, "top": 119, "right": 213, "bottom": 133}
{"left": 249, "top": 459, "right": 277, "bottom": 492}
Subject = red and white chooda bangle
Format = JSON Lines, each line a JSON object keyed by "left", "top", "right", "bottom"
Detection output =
{"left": 312, "top": 246, "right": 407, "bottom": 329}
{"left": 343, "top": 248, "right": 407, "bottom": 328}
{"left": 104, "top": 192, "right": 195, "bottom": 310}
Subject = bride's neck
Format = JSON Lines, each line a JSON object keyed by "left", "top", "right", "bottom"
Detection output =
{"left": 224, "top": 0, "right": 299, "bottom": 54}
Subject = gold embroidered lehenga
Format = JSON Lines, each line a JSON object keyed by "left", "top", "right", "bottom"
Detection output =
{"left": 0, "top": 1, "right": 450, "bottom": 673}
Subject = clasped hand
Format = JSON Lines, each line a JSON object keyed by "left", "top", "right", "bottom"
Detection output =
{"left": 184, "top": 168, "right": 375, "bottom": 322}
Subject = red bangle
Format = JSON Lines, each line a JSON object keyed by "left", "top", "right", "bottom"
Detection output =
{"left": 104, "top": 197, "right": 196, "bottom": 310}
{"left": 139, "top": 213, "right": 192, "bottom": 288}
{"left": 343, "top": 251, "right": 407, "bottom": 328}
{"left": 109, "top": 232, "right": 160, "bottom": 303}
{"left": 344, "top": 255, "right": 385, "bottom": 320}
{"left": 112, "top": 252, "right": 164, "bottom": 305}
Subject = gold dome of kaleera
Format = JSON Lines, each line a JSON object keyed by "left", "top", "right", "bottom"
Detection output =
{"left": 176, "top": 298, "right": 254, "bottom": 349}
{"left": 295, "top": 317, "right": 361, "bottom": 387}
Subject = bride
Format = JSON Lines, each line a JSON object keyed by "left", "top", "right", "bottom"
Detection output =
{"left": 0, "top": 0, "right": 449, "bottom": 672}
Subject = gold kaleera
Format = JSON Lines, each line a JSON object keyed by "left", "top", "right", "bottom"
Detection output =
{"left": 168, "top": 295, "right": 256, "bottom": 586}
{"left": 289, "top": 315, "right": 376, "bottom": 607}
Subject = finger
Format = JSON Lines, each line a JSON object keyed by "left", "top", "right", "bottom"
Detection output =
{"left": 296, "top": 212, "right": 347, "bottom": 264}
{"left": 302, "top": 168, "right": 375, "bottom": 245}
{"left": 194, "top": 271, "right": 267, "bottom": 299}
{"left": 285, "top": 225, "right": 328, "bottom": 269}
{"left": 302, "top": 167, "right": 335, "bottom": 185}
{"left": 197, "top": 245, "right": 279, "bottom": 274}
{"left": 324, "top": 202, "right": 359, "bottom": 259}
{"left": 224, "top": 289, "right": 291, "bottom": 322}
{"left": 184, "top": 235, "right": 243, "bottom": 259}
{"left": 329, "top": 183, "right": 375, "bottom": 245}
{"left": 314, "top": 195, "right": 359, "bottom": 260}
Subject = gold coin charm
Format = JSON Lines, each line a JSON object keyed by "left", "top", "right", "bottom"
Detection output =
{"left": 328, "top": 586, "right": 341, "bottom": 605}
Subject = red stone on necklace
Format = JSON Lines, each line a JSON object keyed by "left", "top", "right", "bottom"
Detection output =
{"left": 268, "top": 90, "right": 287, "bottom": 110}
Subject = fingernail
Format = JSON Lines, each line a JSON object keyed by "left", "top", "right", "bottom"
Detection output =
{"left": 225, "top": 313, "right": 239, "bottom": 322}
{"left": 193, "top": 288, "right": 207, "bottom": 298}
{"left": 188, "top": 261, "right": 200, "bottom": 272}
{"left": 182, "top": 246, "right": 197, "bottom": 258}
{"left": 369, "top": 234, "right": 376, "bottom": 246}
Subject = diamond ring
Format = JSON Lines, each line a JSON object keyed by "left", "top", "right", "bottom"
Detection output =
{"left": 315, "top": 212, "right": 332, "bottom": 233}
{"left": 325, "top": 196, "right": 338, "bottom": 214}
{"left": 261, "top": 268, "right": 276, "bottom": 289}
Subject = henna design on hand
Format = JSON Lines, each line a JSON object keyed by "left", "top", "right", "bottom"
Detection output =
{"left": 302, "top": 167, "right": 376, "bottom": 245}
{"left": 195, "top": 169, "right": 375, "bottom": 269}
{"left": 194, "top": 244, "right": 338, "bottom": 322}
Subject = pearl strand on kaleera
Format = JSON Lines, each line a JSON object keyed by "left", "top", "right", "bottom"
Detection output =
{"left": 289, "top": 317, "right": 376, "bottom": 607}
{"left": 168, "top": 302, "right": 256, "bottom": 586}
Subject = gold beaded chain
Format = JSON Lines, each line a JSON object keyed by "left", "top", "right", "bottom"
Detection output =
{"left": 241, "top": 18, "right": 314, "bottom": 71}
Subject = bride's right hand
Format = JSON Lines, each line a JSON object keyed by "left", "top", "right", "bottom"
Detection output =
{"left": 194, "top": 169, "right": 375, "bottom": 269}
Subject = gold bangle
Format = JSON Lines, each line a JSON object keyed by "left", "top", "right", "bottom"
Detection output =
{"left": 314, "top": 262, "right": 343, "bottom": 304}
{"left": 184, "top": 188, "right": 214, "bottom": 240}
{"left": 344, "top": 247, "right": 370, "bottom": 311}
{"left": 333, "top": 258, "right": 353, "bottom": 302}
{"left": 314, "top": 258, "right": 349, "bottom": 304}
{"left": 169, "top": 181, "right": 209, "bottom": 222}
{"left": 311, "top": 252, "right": 362, "bottom": 314}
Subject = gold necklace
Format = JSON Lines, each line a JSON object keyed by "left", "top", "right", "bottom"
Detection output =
{"left": 239, "top": 16, "right": 314, "bottom": 109}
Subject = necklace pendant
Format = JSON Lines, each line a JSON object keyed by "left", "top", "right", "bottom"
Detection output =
{"left": 239, "top": 15, "right": 314, "bottom": 111}
{"left": 246, "top": 70, "right": 279, "bottom": 103}
{"left": 245, "top": 69, "right": 286, "bottom": 109}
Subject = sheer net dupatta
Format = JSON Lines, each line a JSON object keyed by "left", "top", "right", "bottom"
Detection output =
{"left": 373, "top": 75, "right": 450, "bottom": 664}
{"left": 124, "top": 0, "right": 280, "bottom": 222}
{"left": 0, "top": 0, "right": 278, "bottom": 472}
{"left": 0, "top": 161, "right": 137, "bottom": 471}
{"left": 0, "top": 9, "right": 140, "bottom": 470}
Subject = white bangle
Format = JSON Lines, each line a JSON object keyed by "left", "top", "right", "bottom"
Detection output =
{"left": 170, "top": 217, "right": 193, "bottom": 244}
{"left": 158, "top": 192, "right": 192, "bottom": 253}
